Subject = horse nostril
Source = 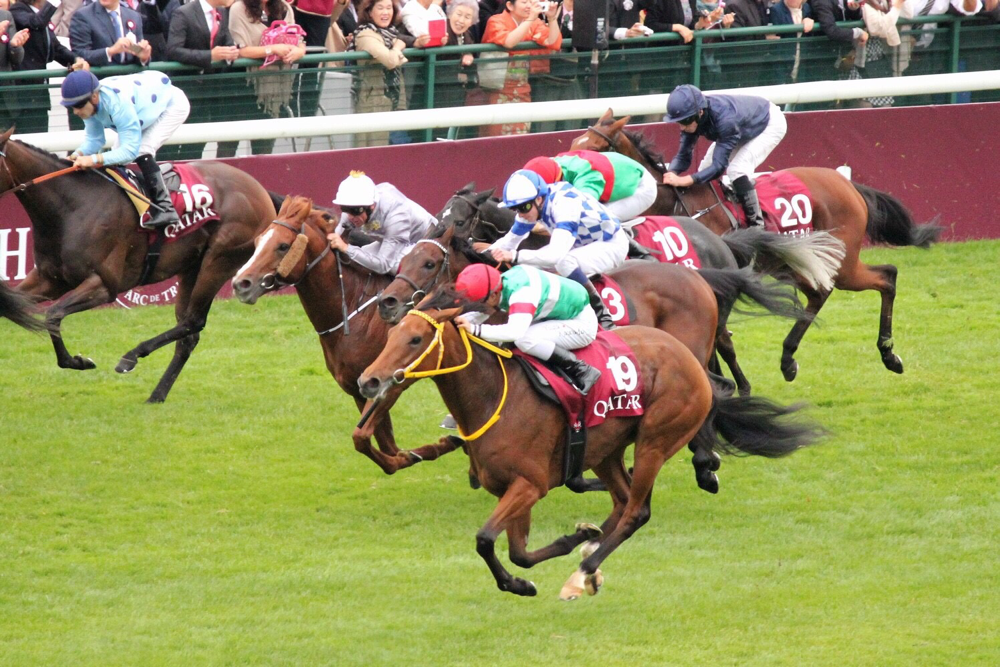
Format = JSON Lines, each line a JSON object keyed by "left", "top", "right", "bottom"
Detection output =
{"left": 381, "top": 296, "right": 398, "bottom": 309}
{"left": 235, "top": 278, "right": 252, "bottom": 292}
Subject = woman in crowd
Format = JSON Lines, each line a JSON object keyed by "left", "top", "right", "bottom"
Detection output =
{"left": 435, "top": 0, "right": 478, "bottom": 116}
{"left": 479, "top": 0, "right": 561, "bottom": 137}
{"left": 230, "top": 0, "right": 307, "bottom": 154}
{"left": 0, "top": 0, "right": 28, "bottom": 131}
{"left": 350, "top": 0, "right": 408, "bottom": 146}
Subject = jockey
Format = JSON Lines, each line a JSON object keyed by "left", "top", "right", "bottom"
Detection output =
{"left": 661, "top": 84, "right": 788, "bottom": 228}
{"left": 488, "top": 169, "right": 628, "bottom": 330}
{"left": 454, "top": 263, "right": 602, "bottom": 395}
{"left": 60, "top": 70, "right": 191, "bottom": 230}
{"left": 326, "top": 171, "right": 438, "bottom": 275}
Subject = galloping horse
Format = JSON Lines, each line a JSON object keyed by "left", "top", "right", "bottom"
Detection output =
{"left": 0, "top": 128, "right": 276, "bottom": 402}
{"left": 231, "top": 196, "right": 464, "bottom": 475}
{"left": 358, "top": 292, "right": 823, "bottom": 599}
{"left": 1, "top": 278, "right": 47, "bottom": 332}
{"left": 571, "top": 111, "right": 943, "bottom": 381}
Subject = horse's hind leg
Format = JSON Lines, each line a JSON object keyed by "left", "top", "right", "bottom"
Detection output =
{"left": 715, "top": 327, "right": 751, "bottom": 396}
{"left": 780, "top": 286, "right": 829, "bottom": 382}
{"left": 836, "top": 263, "right": 903, "bottom": 373}
{"left": 476, "top": 477, "right": 544, "bottom": 597}
{"left": 41, "top": 273, "right": 114, "bottom": 371}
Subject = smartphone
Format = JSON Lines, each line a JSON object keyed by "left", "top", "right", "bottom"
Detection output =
{"left": 126, "top": 41, "right": 144, "bottom": 56}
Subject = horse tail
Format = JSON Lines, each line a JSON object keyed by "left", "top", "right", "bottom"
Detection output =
{"left": 853, "top": 182, "right": 943, "bottom": 248}
{"left": 695, "top": 390, "right": 825, "bottom": 458}
{"left": 698, "top": 266, "right": 804, "bottom": 321}
{"left": 0, "top": 279, "right": 49, "bottom": 333}
{"left": 722, "top": 227, "right": 846, "bottom": 292}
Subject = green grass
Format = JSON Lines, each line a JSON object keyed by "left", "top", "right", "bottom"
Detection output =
{"left": 1, "top": 241, "right": 999, "bottom": 666}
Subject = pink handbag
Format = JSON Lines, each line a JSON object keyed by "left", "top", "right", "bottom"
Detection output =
{"left": 260, "top": 20, "right": 306, "bottom": 67}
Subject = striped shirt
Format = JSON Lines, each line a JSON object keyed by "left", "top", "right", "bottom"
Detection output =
{"left": 507, "top": 182, "right": 622, "bottom": 249}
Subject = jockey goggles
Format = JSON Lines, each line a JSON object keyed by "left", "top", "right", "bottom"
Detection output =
{"left": 510, "top": 201, "right": 534, "bottom": 215}
{"left": 678, "top": 114, "right": 699, "bottom": 126}
{"left": 340, "top": 205, "right": 369, "bottom": 216}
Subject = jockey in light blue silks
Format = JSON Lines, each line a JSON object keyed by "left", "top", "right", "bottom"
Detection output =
{"left": 61, "top": 69, "right": 191, "bottom": 229}
{"left": 487, "top": 169, "right": 629, "bottom": 330}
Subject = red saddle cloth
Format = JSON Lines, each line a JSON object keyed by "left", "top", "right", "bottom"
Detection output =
{"left": 592, "top": 274, "right": 631, "bottom": 326}
{"left": 142, "top": 164, "right": 221, "bottom": 242}
{"left": 713, "top": 171, "right": 815, "bottom": 235}
{"left": 630, "top": 216, "right": 702, "bottom": 269}
{"left": 514, "top": 331, "right": 645, "bottom": 428}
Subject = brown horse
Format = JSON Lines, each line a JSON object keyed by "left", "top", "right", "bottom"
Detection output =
{"left": 0, "top": 128, "right": 277, "bottom": 402}
{"left": 357, "top": 293, "right": 823, "bottom": 599}
{"left": 1, "top": 277, "right": 48, "bottom": 332}
{"left": 571, "top": 111, "right": 943, "bottom": 381}
{"left": 231, "top": 196, "right": 464, "bottom": 475}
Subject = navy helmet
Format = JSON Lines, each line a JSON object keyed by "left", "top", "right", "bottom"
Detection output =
{"left": 60, "top": 70, "right": 101, "bottom": 107}
{"left": 665, "top": 84, "right": 708, "bottom": 123}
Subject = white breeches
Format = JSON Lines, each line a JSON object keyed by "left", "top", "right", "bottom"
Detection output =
{"left": 514, "top": 306, "right": 598, "bottom": 360}
{"left": 698, "top": 103, "right": 788, "bottom": 181}
{"left": 553, "top": 229, "right": 629, "bottom": 277}
{"left": 605, "top": 169, "right": 658, "bottom": 222}
{"left": 137, "top": 90, "right": 191, "bottom": 158}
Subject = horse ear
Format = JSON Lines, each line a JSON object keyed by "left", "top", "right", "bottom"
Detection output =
{"left": 0, "top": 127, "right": 12, "bottom": 146}
{"left": 475, "top": 188, "right": 495, "bottom": 205}
{"left": 460, "top": 180, "right": 476, "bottom": 193}
{"left": 611, "top": 115, "right": 631, "bottom": 133}
{"left": 598, "top": 108, "right": 614, "bottom": 124}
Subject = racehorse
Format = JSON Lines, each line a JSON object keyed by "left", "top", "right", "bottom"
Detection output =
{"left": 231, "top": 196, "right": 464, "bottom": 475}
{"left": 357, "top": 292, "right": 823, "bottom": 599}
{"left": 1, "top": 278, "right": 48, "bottom": 332}
{"left": 382, "top": 185, "right": 833, "bottom": 397}
{"left": 570, "top": 111, "right": 943, "bottom": 381}
{"left": 0, "top": 128, "right": 276, "bottom": 402}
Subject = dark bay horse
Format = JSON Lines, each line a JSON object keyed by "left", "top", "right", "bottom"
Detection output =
{"left": 0, "top": 128, "right": 276, "bottom": 402}
{"left": 231, "top": 196, "right": 463, "bottom": 475}
{"left": 357, "top": 295, "right": 823, "bottom": 599}
{"left": 571, "top": 111, "right": 943, "bottom": 381}
{"left": 1, "top": 278, "right": 48, "bottom": 332}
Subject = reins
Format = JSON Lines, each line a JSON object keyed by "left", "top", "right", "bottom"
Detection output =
{"left": 396, "top": 309, "right": 512, "bottom": 441}
{"left": 0, "top": 148, "right": 81, "bottom": 198}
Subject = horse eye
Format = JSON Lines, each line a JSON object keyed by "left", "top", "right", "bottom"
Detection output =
{"left": 277, "top": 243, "right": 290, "bottom": 253}
{"left": 424, "top": 261, "right": 435, "bottom": 269}
{"left": 409, "top": 336, "right": 422, "bottom": 346}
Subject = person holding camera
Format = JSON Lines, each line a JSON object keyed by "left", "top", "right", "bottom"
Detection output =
{"left": 69, "top": 0, "right": 152, "bottom": 67}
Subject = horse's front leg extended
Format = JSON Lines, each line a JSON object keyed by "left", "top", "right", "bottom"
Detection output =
{"left": 350, "top": 396, "right": 426, "bottom": 475}
{"left": 41, "top": 273, "right": 113, "bottom": 370}
{"left": 476, "top": 477, "right": 542, "bottom": 597}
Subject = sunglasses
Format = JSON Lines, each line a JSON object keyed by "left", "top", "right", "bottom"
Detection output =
{"left": 71, "top": 99, "right": 91, "bottom": 110}
{"left": 340, "top": 206, "right": 368, "bottom": 216}
{"left": 512, "top": 201, "right": 534, "bottom": 215}
{"left": 679, "top": 114, "right": 699, "bottom": 126}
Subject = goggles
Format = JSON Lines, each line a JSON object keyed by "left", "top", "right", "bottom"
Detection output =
{"left": 340, "top": 205, "right": 369, "bottom": 216}
{"left": 511, "top": 201, "right": 534, "bottom": 215}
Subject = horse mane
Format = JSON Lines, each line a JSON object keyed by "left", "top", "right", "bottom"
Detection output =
{"left": 14, "top": 140, "right": 73, "bottom": 167}
{"left": 419, "top": 284, "right": 490, "bottom": 315}
{"left": 621, "top": 129, "right": 667, "bottom": 172}
{"left": 276, "top": 195, "right": 314, "bottom": 224}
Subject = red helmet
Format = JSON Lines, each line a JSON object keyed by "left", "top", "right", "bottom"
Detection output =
{"left": 523, "top": 156, "right": 562, "bottom": 185}
{"left": 455, "top": 264, "right": 502, "bottom": 302}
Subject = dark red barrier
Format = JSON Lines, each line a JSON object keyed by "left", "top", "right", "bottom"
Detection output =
{"left": 3, "top": 102, "right": 997, "bottom": 304}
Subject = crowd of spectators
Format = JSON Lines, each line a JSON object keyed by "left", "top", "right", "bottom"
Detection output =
{"left": 1, "top": 0, "right": 997, "bottom": 149}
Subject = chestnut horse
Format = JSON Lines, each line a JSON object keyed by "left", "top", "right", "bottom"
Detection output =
{"left": 231, "top": 196, "right": 464, "bottom": 475}
{"left": 357, "top": 292, "right": 823, "bottom": 599}
{"left": 1, "top": 278, "right": 47, "bottom": 332}
{"left": 571, "top": 111, "right": 943, "bottom": 381}
{"left": 0, "top": 128, "right": 276, "bottom": 402}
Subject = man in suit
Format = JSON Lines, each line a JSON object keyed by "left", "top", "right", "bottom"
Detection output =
{"left": 164, "top": 0, "right": 239, "bottom": 159}
{"left": 810, "top": 0, "right": 866, "bottom": 43}
{"left": 10, "top": 0, "right": 89, "bottom": 134}
{"left": 70, "top": 0, "right": 152, "bottom": 66}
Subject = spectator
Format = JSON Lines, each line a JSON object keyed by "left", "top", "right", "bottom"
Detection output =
{"left": 477, "top": 0, "right": 503, "bottom": 37}
{"left": 769, "top": 0, "right": 815, "bottom": 84}
{"left": 335, "top": 0, "right": 360, "bottom": 43}
{"left": 349, "top": 0, "right": 407, "bottom": 147}
{"left": 646, "top": 0, "right": 704, "bottom": 42}
{"left": 438, "top": 0, "right": 478, "bottom": 110}
{"left": 852, "top": 0, "right": 907, "bottom": 106}
{"left": 907, "top": 0, "right": 981, "bottom": 48}
{"left": 52, "top": 0, "right": 84, "bottom": 37}
{"left": 165, "top": 0, "right": 240, "bottom": 159}
{"left": 399, "top": 0, "right": 445, "bottom": 45}
{"left": 609, "top": 0, "right": 652, "bottom": 44}
{"left": 0, "top": 0, "right": 28, "bottom": 131}
{"left": 70, "top": 0, "right": 152, "bottom": 66}
{"left": 723, "top": 0, "right": 769, "bottom": 36}
{"left": 479, "top": 0, "right": 561, "bottom": 137}
{"left": 229, "top": 0, "right": 306, "bottom": 154}
{"left": 135, "top": 0, "right": 170, "bottom": 61}
{"left": 290, "top": 0, "right": 333, "bottom": 123}
{"left": 11, "top": 0, "right": 89, "bottom": 135}
{"left": 810, "top": 0, "right": 866, "bottom": 45}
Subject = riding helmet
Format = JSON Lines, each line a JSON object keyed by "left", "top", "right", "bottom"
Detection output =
{"left": 665, "top": 84, "right": 708, "bottom": 123}
{"left": 500, "top": 169, "right": 549, "bottom": 208}
{"left": 523, "top": 156, "right": 562, "bottom": 185}
{"left": 60, "top": 70, "right": 102, "bottom": 107}
{"left": 455, "top": 264, "right": 502, "bottom": 302}
{"left": 333, "top": 170, "right": 377, "bottom": 207}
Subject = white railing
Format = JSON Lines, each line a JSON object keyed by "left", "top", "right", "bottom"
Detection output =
{"left": 18, "top": 70, "right": 1000, "bottom": 153}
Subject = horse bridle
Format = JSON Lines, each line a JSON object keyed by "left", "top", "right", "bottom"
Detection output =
{"left": 394, "top": 238, "right": 450, "bottom": 308}
{"left": 258, "top": 218, "right": 331, "bottom": 290}
{"left": 586, "top": 124, "right": 621, "bottom": 154}
{"left": 0, "top": 148, "right": 82, "bottom": 199}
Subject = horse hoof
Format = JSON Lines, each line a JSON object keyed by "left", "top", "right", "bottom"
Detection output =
{"left": 580, "top": 540, "right": 600, "bottom": 560}
{"left": 781, "top": 360, "right": 799, "bottom": 382}
{"left": 883, "top": 354, "right": 904, "bottom": 374}
{"left": 468, "top": 471, "right": 481, "bottom": 490}
{"left": 708, "top": 451, "right": 721, "bottom": 471}
{"left": 405, "top": 450, "right": 424, "bottom": 464}
{"left": 584, "top": 569, "right": 604, "bottom": 596}
{"left": 575, "top": 522, "right": 602, "bottom": 541}
{"left": 521, "top": 580, "right": 538, "bottom": 597}
{"left": 559, "top": 570, "right": 587, "bottom": 601}
{"left": 116, "top": 356, "right": 137, "bottom": 374}
{"left": 697, "top": 472, "right": 720, "bottom": 495}
{"left": 60, "top": 355, "right": 96, "bottom": 371}
{"left": 146, "top": 395, "right": 165, "bottom": 405}
{"left": 439, "top": 413, "right": 458, "bottom": 430}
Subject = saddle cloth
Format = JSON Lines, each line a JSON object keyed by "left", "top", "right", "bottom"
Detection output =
{"left": 592, "top": 274, "right": 635, "bottom": 327}
{"left": 107, "top": 164, "right": 221, "bottom": 241}
{"left": 630, "top": 216, "right": 702, "bottom": 269}
{"left": 712, "top": 170, "right": 815, "bottom": 235}
{"left": 513, "top": 330, "right": 644, "bottom": 429}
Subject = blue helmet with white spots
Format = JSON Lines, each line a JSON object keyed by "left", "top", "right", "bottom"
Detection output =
{"left": 500, "top": 169, "right": 549, "bottom": 208}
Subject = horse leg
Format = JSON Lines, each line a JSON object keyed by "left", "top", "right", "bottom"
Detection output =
{"left": 42, "top": 274, "right": 114, "bottom": 371}
{"left": 145, "top": 270, "right": 199, "bottom": 404}
{"left": 350, "top": 395, "right": 429, "bottom": 474}
{"left": 408, "top": 435, "right": 466, "bottom": 463}
{"left": 835, "top": 263, "right": 903, "bottom": 373}
{"left": 506, "top": 513, "right": 602, "bottom": 570}
{"left": 780, "top": 286, "right": 829, "bottom": 382}
{"left": 476, "top": 477, "right": 544, "bottom": 596}
{"left": 714, "top": 328, "right": 750, "bottom": 396}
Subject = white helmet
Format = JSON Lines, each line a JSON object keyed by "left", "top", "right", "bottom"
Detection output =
{"left": 333, "top": 171, "right": 377, "bottom": 207}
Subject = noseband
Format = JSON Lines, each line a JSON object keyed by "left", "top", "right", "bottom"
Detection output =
{"left": 258, "top": 218, "right": 331, "bottom": 290}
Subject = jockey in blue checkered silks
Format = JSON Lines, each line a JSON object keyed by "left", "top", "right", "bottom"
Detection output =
{"left": 488, "top": 169, "right": 628, "bottom": 330}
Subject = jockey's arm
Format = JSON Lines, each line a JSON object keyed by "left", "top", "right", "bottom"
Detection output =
{"left": 342, "top": 236, "right": 405, "bottom": 275}
{"left": 515, "top": 227, "right": 575, "bottom": 268}
{"left": 98, "top": 96, "right": 143, "bottom": 165}
{"left": 75, "top": 119, "right": 108, "bottom": 161}
{"left": 489, "top": 218, "right": 534, "bottom": 253}
{"left": 476, "top": 287, "right": 539, "bottom": 342}
{"left": 691, "top": 128, "right": 740, "bottom": 185}
{"left": 667, "top": 130, "right": 698, "bottom": 175}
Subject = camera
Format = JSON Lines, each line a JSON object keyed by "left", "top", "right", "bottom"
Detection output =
{"left": 539, "top": 0, "right": 550, "bottom": 11}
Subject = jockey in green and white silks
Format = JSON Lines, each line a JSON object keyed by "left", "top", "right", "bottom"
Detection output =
{"left": 454, "top": 263, "right": 602, "bottom": 395}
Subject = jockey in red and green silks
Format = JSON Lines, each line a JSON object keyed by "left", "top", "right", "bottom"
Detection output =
{"left": 523, "top": 150, "right": 658, "bottom": 222}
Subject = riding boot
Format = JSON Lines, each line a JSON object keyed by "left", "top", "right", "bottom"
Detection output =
{"left": 548, "top": 347, "right": 602, "bottom": 395}
{"left": 136, "top": 154, "right": 181, "bottom": 230}
{"left": 627, "top": 235, "right": 657, "bottom": 262}
{"left": 732, "top": 175, "right": 764, "bottom": 228}
{"left": 584, "top": 279, "right": 616, "bottom": 330}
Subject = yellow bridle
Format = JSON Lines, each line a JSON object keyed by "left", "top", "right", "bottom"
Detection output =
{"left": 398, "top": 309, "right": 512, "bottom": 441}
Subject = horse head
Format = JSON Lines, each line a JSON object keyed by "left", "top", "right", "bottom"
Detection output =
{"left": 570, "top": 108, "right": 632, "bottom": 153}
{"left": 232, "top": 195, "right": 333, "bottom": 304}
{"left": 437, "top": 182, "right": 496, "bottom": 240}
{"left": 378, "top": 224, "right": 456, "bottom": 324}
